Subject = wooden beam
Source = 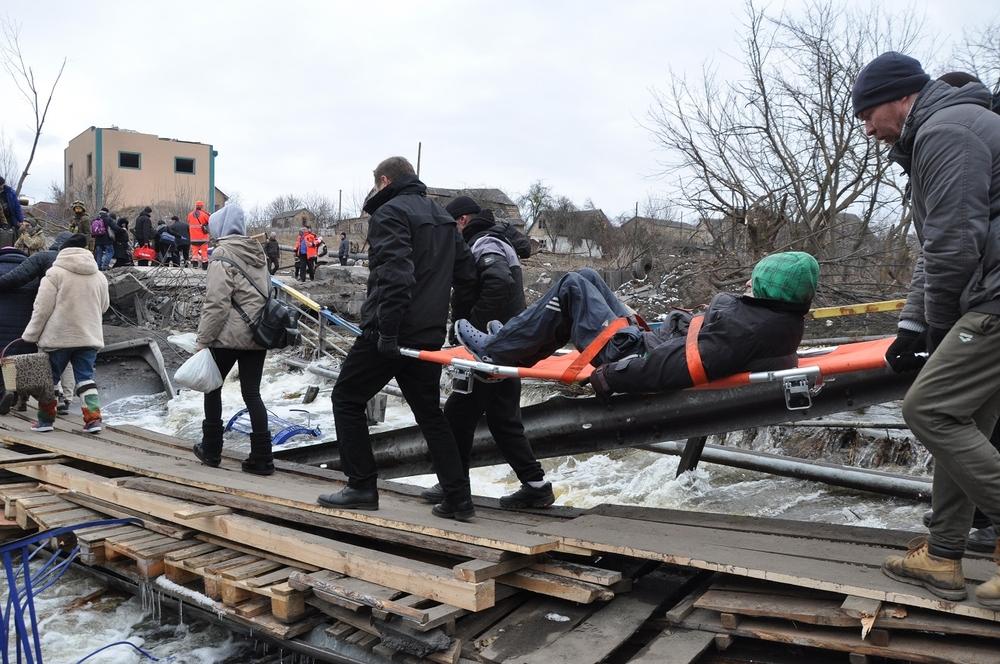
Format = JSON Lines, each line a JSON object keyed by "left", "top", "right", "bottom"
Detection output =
{"left": 173, "top": 505, "right": 233, "bottom": 520}
{"left": 0, "top": 454, "right": 68, "bottom": 468}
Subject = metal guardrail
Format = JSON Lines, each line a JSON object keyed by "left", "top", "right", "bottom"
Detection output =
{"left": 270, "top": 278, "right": 361, "bottom": 364}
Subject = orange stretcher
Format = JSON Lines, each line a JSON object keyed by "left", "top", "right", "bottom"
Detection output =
{"left": 400, "top": 329, "right": 893, "bottom": 391}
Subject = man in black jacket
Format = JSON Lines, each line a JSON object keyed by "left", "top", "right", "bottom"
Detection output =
{"left": 168, "top": 216, "right": 191, "bottom": 267}
{"left": 134, "top": 206, "right": 154, "bottom": 248}
{"left": 317, "top": 157, "right": 479, "bottom": 520}
{"left": 416, "top": 196, "right": 553, "bottom": 509}
{"left": 264, "top": 233, "right": 280, "bottom": 275}
{"left": 456, "top": 252, "right": 818, "bottom": 398}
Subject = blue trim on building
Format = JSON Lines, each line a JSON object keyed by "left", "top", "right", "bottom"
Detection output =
{"left": 94, "top": 128, "right": 103, "bottom": 206}
{"left": 209, "top": 147, "right": 217, "bottom": 212}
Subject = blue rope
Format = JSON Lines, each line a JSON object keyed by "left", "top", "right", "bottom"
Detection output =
{"left": 75, "top": 640, "right": 167, "bottom": 663}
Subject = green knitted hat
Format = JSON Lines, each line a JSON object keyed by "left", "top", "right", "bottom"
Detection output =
{"left": 751, "top": 252, "right": 820, "bottom": 305}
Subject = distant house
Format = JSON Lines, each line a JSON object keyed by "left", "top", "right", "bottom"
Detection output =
{"left": 426, "top": 187, "right": 524, "bottom": 228}
{"left": 271, "top": 207, "right": 317, "bottom": 229}
{"left": 619, "top": 216, "right": 706, "bottom": 249}
{"left": 528, "top": 209, "right": 610, "bottom": 257}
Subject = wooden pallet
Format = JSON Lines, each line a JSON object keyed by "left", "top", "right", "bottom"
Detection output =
{"left": 163, "top": 541, "right": 313, "bottom": 625}
{"left": 103, "top": 528, "right": 195, "bottom": 578}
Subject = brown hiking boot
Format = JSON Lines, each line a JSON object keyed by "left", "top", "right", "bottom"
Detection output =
{"left": 975, "top": 539, "right": 1000, "bottom": 609}
{"left": 882, "top": 537, "right": 967, "bottom": 601}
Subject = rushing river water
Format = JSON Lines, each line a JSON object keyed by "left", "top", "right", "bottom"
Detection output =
{"left": 5, "top": 353, "right": 930, "bottom": 663}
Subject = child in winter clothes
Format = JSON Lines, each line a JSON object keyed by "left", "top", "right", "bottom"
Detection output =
{"left": 20, "top": 235, "right": 110, "bottom": 432}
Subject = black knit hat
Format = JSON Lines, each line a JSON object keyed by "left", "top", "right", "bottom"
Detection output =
{"left": 852, "top": 51, "right": 929, "bottom": 117}
{"left": 61, "top": 233, "right": 88, "bottom": 250}
{"left": 445, "top": 196, "right": 481, "bottom": 219}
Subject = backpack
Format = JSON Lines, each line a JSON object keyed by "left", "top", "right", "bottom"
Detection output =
{"left": 90, "top": 217, "right": 107, "bottom": 237}
{"left": 212, "top": 256, "right": 301, "bottom": 349}
{"left": 499, "top": 221, "right": 532, "bottom": 259}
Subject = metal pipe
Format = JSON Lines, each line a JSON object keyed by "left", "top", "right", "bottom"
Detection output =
{"left": 783, "top": 419, "right": 909, "bottom": 429}
{"left": 276, "top": 368, "right": 914, "bottom": 480}
{"left": 640, "top": 440, "right": 931, "bottom": 500}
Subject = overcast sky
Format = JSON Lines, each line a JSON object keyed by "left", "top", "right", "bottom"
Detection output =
{"left": 2, "top": 0, "right": 997, "bottom": 220}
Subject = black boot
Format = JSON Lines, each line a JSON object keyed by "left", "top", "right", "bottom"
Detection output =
{"left": 968, "top": 525, "right": 998, "bottom": 553}
{"left": 432, "top": 497, "right": 476, "bottom": 521}
{"left": 499, "top": 482, "right": 556, "bottom": 509}
{"left": 193, "top": 419, "right": 224, "bottom": 467}
{"left": 242, "top": 431, "right": 274, "bottom": 476}
{"left": 317, "top": 486, "right": 379, "bottom": 510}
{"left": 420, "top": 483, "right": 445, "bottom": 504}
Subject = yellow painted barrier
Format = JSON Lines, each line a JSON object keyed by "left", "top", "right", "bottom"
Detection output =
{"left": 807, "top": 299, "right": 905, "bottom": 319}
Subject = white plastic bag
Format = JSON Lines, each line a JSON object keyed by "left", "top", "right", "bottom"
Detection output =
{"left": 173, "top": 348, "right": 223, "bottom": 392}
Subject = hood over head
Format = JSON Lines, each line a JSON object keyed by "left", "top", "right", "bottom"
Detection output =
{"left": 208, "top": 205, "right": 247, "bottom": 239}
{"left": 215, "top": 235, "right": 266, "bottom": 268}
{"left": 53, "top": 247, "right": 100, "bottom": 275}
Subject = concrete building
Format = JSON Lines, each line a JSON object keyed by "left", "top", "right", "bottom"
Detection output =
{"left": 271, "top": 207, "right": 317, "bottom": 229}
{"left": 64, "top": 126, "right": 218, "bottom": 213}
{"left": 426, "top": 187, "right": 524, "bottom": 229}
{"left": 528, "top": 208, "right": 610, "bottom": 257}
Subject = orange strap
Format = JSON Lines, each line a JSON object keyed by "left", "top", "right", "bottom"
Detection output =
{"left": 560, "top": 317, "right": 630, "bottom": 383}
{"left": 685, "top": 314, "right": 708, "bottom": 386}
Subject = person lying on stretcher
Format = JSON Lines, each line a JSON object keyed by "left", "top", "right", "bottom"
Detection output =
{"left": 454, "top": 252, "right": 820, "bottom": 399}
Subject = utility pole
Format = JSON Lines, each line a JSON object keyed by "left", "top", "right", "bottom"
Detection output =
{"left": 338, "top": 189, "right": 342, "bottom": 221}
{"left": 635, "top": 201, "right": 639, "bottom": 217}
{"left": 416, "top": 142, "right": 422, "bottom": 178}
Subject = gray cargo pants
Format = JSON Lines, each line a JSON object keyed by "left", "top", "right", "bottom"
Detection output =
{"left": 903, "top": 311, "right": 1000, "bottom": 558}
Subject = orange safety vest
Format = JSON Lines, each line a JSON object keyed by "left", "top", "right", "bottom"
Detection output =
{"left": 188, "top": 209, "right": 210, "bottom": 243}
{"left": 298, "top": 231, "right": 319, "bottom": 259}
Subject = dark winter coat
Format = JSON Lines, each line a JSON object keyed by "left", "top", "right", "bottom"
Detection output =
{"left": 599, "top": 292, "right": 807, "bottom": 395}
{"left": 264, "top": 238, "right": 280, "bottom": 259}
{"left": 169, "top": 220, "right": 191, "bottom": 247}
{"left": 0, "top": 248, "right": 38, "bottom": 356}
{"left": 360, "top": 175, "right": 477, "bottom": 348}
{"left": 112, "top": 222, "right": 133, "bottom": 264}
{"left": 451, "top": 216, "right": 526, "bottom": 331}
{"left": 338, "top": 238, "right": 350, "bottom": 259}
{"left": 134, "top": 209, "right": 154, "bottom": 246}
{"left": 892, "top": 80, "right": 1000, "bottom": 331}
{"left": 1, "top": 185, "right": 24, "bottom": 228}
{"left": 0, "top": 232, "right": 72, "bottom": 291}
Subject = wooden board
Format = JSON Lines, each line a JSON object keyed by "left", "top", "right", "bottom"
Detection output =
{"left": 534, "top": 514, "right": 1000, "bottom": 623}
{"left": 473, "top": 596, "right": 593, "bottom": 663}
{"left": 626, "top": 628, "right": 717, "bottom": 664}
{"left": 0, "top": 448, "right": 493, "bottom": 611}
{"left": 0, "top": 422, "right": 556, "bottom": 555}
{"left": 681, "top": 608, "right": 1000, "bottom": 664}
{"left": 512, "top": 569, "right": 689, "bottom": 664}
{"left": 498, "top": 568, "right": 614, "bottom": 604}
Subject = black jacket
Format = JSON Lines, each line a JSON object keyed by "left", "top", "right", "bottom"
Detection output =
{"left": 452, "top": 216, "right": 526, "bottom": 331}
{"left": 134, "top": 210, "right": 154, "bottom": 245}
{"left": 264, "top": 239, "right": 280, "bottom": 259}
{"left": 93, "top": 212, "right": 114, "bottom": 246}
{"left": 360, "top": 175, "right": 477, "bottom": 348}
{"left": 0, "top": 232, "right": 71, "bottom": 291}
{"left": 0, "top": 248, "right": 38, "bottom": 356}
{"left": 601, "top": 293, "right": 807, "bottom": 394}
{"left": 169, "top": 220, "right": 190, "bottom": 246}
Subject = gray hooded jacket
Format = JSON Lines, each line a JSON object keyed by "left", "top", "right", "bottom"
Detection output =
{"left": 893, "top": 80, "right": 1000, "bottom": 330}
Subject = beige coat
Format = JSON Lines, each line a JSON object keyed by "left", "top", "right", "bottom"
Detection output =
{"left": 15, "top": 229, "right": 46, "bottom": 256}
{"left": 196, "top": 236, "right": 269, "bottom": 350}
{"left": 22, "top": 248, "right": 109, "bottom": 349}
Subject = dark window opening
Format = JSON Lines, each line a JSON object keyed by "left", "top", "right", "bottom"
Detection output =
{"left": 86, "top": 153, "right": 93, "bottom": 177}
{"left": 175, "top": 157, "right": 195, "bottom": 174}
{"left": 119, "top": 152, "right": 141, "bottom": 169}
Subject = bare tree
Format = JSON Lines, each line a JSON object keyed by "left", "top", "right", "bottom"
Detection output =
{"left": 0, "top": 130, "right": 19, "bottom": 185}
{"left": 953, "top": 22, "right": 1000, "bottom": 89}
{"left": 647, "top": 0, "right": 923, "bottom": 302}
{"left": 517, "top": 180, "right": 553, "bottom": 232}
{"left": 1, "top": 18, "right": 66, "bottom": 196}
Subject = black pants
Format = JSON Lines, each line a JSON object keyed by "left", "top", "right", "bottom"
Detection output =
{"left": 445, "top": 378, "right": 544, "bottom": 484}
{"left": 297, "top": 255, "right": 316, "bottom": 281}
{"left": 177, "top": 244, "right": 190, "bottom": 265}
{"left": 486, "top": 268, "right": 642, "bottom": 367}
{"left": 339, "top": 257, "right": 348, "bottom": 266}
{"left": 204, "top": 348, "right": 268, "bottom": 434}
{"left": 267, "top": 255, "right": 279, "bottom": 275}
{"left": 332, "top": 336, "right": 469, "bottom": 503}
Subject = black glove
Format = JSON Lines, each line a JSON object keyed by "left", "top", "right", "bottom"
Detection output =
{"left": 926, "top": 326, "right": 949, "bottom": 354}
{"left": 884, "top": 328, "right": 926, "bottom": 373}
{"left": 377, "top": 334, "right": 400, "bottom": 358}
{"left": 588, "top": 366, "right": 614, "bottom": 402}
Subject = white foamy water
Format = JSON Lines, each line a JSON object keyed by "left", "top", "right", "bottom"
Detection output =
{"left": 29, "top": 351, "right": 928, "bottom": 661}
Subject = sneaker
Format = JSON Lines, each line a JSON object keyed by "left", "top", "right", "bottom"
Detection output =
{"left": 455, "top": 320, "right": 495, "bottom": 362}
{"left": 975, "top": 540, "right": 1000, "bottom": 608}
{"left": 30, "top": 422, "right": 54, "bottom": 433}
{"left": 486, "top": 320, "right": 504, "bottom": 335}
{"left": 83, "top": 419, "right": 102, "bottom": 434}
{"left": 432, "top": 498, "right": 476, "bottom": 522}
{"left": 56, "top": 399, "right": 70, "bottom": 415}
{"left": 499, "top": 482, "right": 556, "bottom": 509}
{"left": 882, "top": 537, "right": 967, "bottom": 601}
{"left": 968, "top": 526, "right": 998, "bottom": 554}
{"left": 420, "top": 483, "right": 445, "bottom": 504}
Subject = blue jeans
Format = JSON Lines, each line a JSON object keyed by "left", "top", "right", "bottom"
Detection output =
{"left": 94, "top": 244, "right": 114, "bottom": 270}
{"left": 47, "top": 348, "right": 97, "bottom": 386}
